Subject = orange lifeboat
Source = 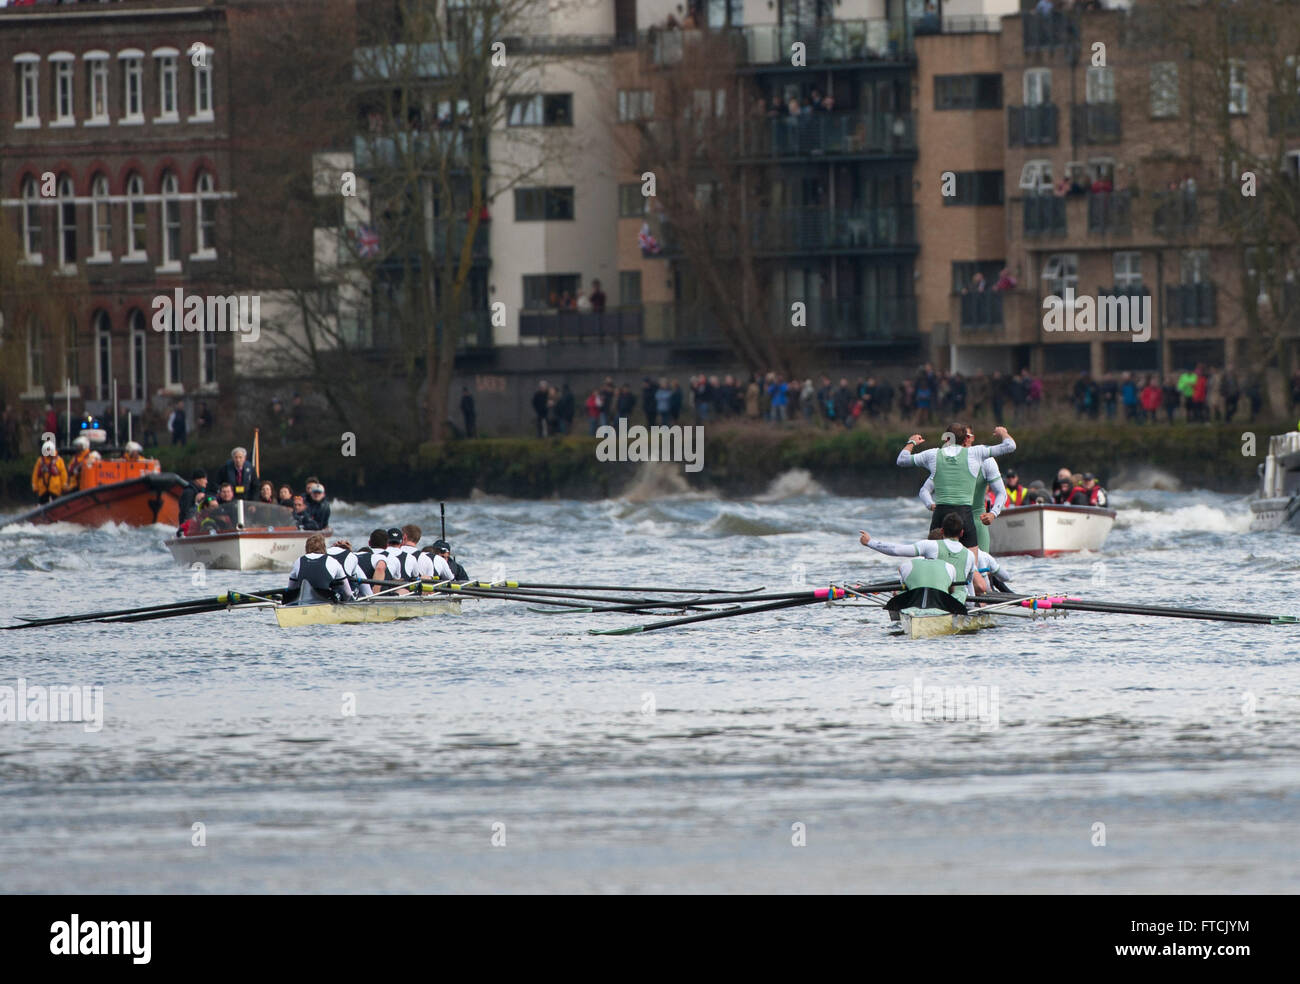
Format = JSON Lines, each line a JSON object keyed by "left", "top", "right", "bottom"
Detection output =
{"left": 8, "top": 452, "right": 186, "bottom": 527}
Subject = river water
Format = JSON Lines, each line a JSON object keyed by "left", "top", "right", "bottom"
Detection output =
{"left": 1, "top": 471, "right": 1297, "bottom": 893}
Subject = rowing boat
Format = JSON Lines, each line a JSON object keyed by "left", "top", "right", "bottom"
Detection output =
{"left": 896, "top": 606, "right": 997, "bottom": 639}
{"left": 273, "top": 595, "right": 463, "bottom": 627}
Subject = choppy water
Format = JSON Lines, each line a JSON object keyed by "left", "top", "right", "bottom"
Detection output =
{"left": 1, "top": 471, "right": 1297, "bottom": 893}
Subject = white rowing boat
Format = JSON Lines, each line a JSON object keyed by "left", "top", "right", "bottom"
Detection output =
{"left": 273, "top": 595, "right": 463, "bottom": 627}
{"left": 897, "top": 607, "right": 997, "bottom": 639}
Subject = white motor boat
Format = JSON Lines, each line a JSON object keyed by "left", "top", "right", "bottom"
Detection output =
{"left": 165, "top": 500, "right": 322, "bottom": 571}
{"left": 989, "top": 503, "right": 1116, "bottom": 557}
{"left": 1248, "top": 432, "right": 1300, "bottom": 532}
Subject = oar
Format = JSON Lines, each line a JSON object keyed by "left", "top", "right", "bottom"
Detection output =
{"left": 981, "top": 592, "right": 1298, "bottom": 626}
{"left": 102, "top": 600, "right": 279, "bottom": 623}
{"left": 2, "top": 591, "right": 282, "bottom": 630}
{"left": 589, "top": 594, "right": 832, "bottom": 636}
{"left": 530, "top": 579, "right": 904, "bottom": 616}
{"left": 491, "top": 582, "right": 767, "bottom": 595}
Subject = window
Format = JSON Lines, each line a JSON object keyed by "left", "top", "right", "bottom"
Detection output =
{"left": 129, "top": 311, "right": 147, "bottom": 402}
{"left": 16, "top": 55, "right": 39, "bottom": 126}
{"left": 21, "top": 175, "right": 42, "bottom": 262}
{"left": 942, "top": 171, "right": 1004, "bottom": 207}
{"left": 167, "top": 327, "right": 183, "bottom": 389}
{"left": 617, "top": 89, "right": 654, "bottom": 122}
{"left": 507, "top": 93, "right": 572, "bottom": 126}
{"left": 52, "top": 55, "right": 74, "bottom": 124}
{"left": 1085, "top": 66, "right": 1114, "bottom": 105}
{"left": 1286, "top": 149, "right": 1300, "bottom": 181}
{"left": 125, "top": 173, "right": 147, "bottom": 257}
{"left": 1229, "top": 59, "right": 1248, "bottom": 115}
{"left": 515, "top": 186, "right": 574, "bottom": 221}
{"left": 619, "top": 183, "right": 648, "bottom": 217}
{"left": 91, "top": 175, "right": 111, "bottom": 259}
{"left": 94, "top": 311, "right": 112, "bottom": 401}
{"left": 1150, "top": 62, "right": 1178, "bottom": 118}
{"left": 1113, "top": 251, "right": 1142, "bottom": 288}
{"left": 522, "top": 274, "right": 580, "bottom": 308}
{"left": 195, "top": 172, "right": 217, "bottom": 256}
{"left": 705, "top": 0, "right": 743, "bottom": 27}
{"left": 1181, "top": 249, "right": 1209, "bottom": 284}
{"left": 1043, "top": 253, "right": 1078, "bottom": 297}
{"left": 1088, "top": 158, "right": 1115, "bottom": 184}
{"left": 85, "top": 53, "right": 109, "bottom": 123}
{"left": 192, "top": 48, "right": 214, "bottom": 120}
{"left": 951, "top": 261, "right": 1004, "bottom": 294}
{"left": 121, "top": 53, "right": 143, "bottom": 122}
{"left": 201, "top": 331, "right": 217, "bottom": 388}
{"left": 57, "top": 175, "right": 77, "bottom": 270}
{"left": 1024, "top": 68, "right": 1051, "bottom": 106}
{"left": 27, "top": 317, "right": 44, "bottom": 392}
{"left": 618, "top": 271, "right": 642, "bottom": 306}
{"left": 934, "top": 74, "right": 1002, "bottom": 111}
{"left": 155, "top": 51, "right": 178, "bottom": 121}
{"left": 1018, "top": 159, "right": 1053, "bottom": 193}
{"left": 160, "top": 172, "right": 181, "bottom": 267}
{"left": 63, "top": 317, "right": 79, "bottom": 392}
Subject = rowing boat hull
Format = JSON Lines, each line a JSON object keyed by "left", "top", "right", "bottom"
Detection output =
{"left": 989, "top": 503, "right": 1116, "bottom": 557}
{"left": 899, "top": 608, "right": 997, "bottom": 639}
{"left": 274, "top": 596, "right": 463, "bottom": 627}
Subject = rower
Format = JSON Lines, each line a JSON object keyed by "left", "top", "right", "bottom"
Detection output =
{"left": 428, "top": 539, "right": 468, "bottom": 580}
{"left": 287, "top": 533, "right": 354, "bottom": 605}
{"left": 66, "top": 436, "right": 93, "bottom": 492}
{"left": 859, "top": 512, "right": 989, "bottom": 603}
{"left": 421, "top": 539, "right": 458, "bottom": 582}
{"left": 327, "top": 539, "right": 372, "bottom": 597}
{"left": 927, "top": 528, "right": 1010, "bottom": 594}
{"left": 31, "top": 442, "right": 68, "bottom": 504}
{"left": 918, "top": 445, "right": 1008, "bottom": 557}
{"left": 897, "top": 422, "right": 1015, "bottom": 549}
{"left": 354, "top": 529, "right": 393, "bottom": 585}
{"left": 395, "top": 525, "right": 426, "bottom": 581}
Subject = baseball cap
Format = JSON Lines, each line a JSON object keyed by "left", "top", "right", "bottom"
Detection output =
{"left": 386, "top": 527, "right": 402, "bottom": 545}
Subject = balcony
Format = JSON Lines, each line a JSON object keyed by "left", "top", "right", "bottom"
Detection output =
{"left": 518, "top": 308, "right": 642, "bottom": 343}
{"left": 1166, "top": 283, "right": 1217, "bottom": 326}
{"left": 1268, "top": 94, "right": 1300, "bottom": 137}
{"left": 353, "top": 131, "right": 479, "bottom": 171}
{"left": 643, "top": 296, "right": 917, "bottom": 346}
{"left": 647, "top": 19, "right": 910, "bottom": 69}
{"left": 1007, "top": 104, "right": 1058, "bottom": 146}
{"left": 959, "top": 291, "right": 1003, "bottom": 331}
{"left": 1023, "top": 195, "right": 1066, "bottom": 237}
{"left": 740, "top": 112, "right": 916, "bottom": 160}
{"left": 1087, "top": 191, "right": 1131, "bottom": 236}
{"left": 749, "top": 206, "right": 916, "bottom": 254}
{"left": 1152, "top": 190, "right": 1198, "bottom": 237}
{"left": 434, "top": 220, "right": 490, "bottom": 260}
{"left": 1072, "top": 103, "right": 1122, "bottom": 144}
{"left": 1022, "top": 12, "right": 1077, "bottom": 52}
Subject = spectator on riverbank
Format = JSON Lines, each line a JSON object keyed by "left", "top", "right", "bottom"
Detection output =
{"left": 642, "top": 377, "right": 658, "bottom": 426}
{"left": 460, "top": 388, "right": 476, "bottom": 438}
{"left": 533, "top": 381, "right": 550, "bottom": 438}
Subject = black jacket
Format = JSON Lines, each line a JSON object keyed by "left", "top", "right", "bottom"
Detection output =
{"left": 215, "top": 460, "right": 257, "bottom": 498}
{"left": 178, "top": 482, "right": 206, "bottom": 523}
{"left": 303, "top": 496, "right": 331, "bottom": 531}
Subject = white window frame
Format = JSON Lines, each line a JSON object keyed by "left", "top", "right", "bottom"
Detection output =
{"left": 1181, "top": 249, "right": 1209, "bottom": 285}
{"left": 120, "top": 50, "right": 144, "bottom": 124}
{"left": 94, "top": 310, "right": 112, "bottom": 402}
{"left": 1023, "top": 68, "right": 1051, "bottom": 107}
{"left": 59, "top": 316, "right": 81, "bottom": 399}
{"left": 26, "top": 317, "right": 45, "bottom": 396}
{"left": 200, "top": 331, "right": 218, "bottom": 390}
{"left": 15, "top": 54, "right": 40, "bottom": 128}
{"left": 84, "top": 52, "right": 109, "bottom": 125}
{"left": 165, "top": 326, "right": 184, "bottom": 392}
{"left": 193, "top": 172, "right": 217, "bottom": 259}
{"left": 158, "top": 172, "right": 182, "bottom": 272}
{"left": 1043, "top": 253, "right": 1078, "bottom": 298}
{"left": 1228, "top": 58, "right": 1248, "bottom": 116}
{"left": 1018, "top": 159, "right": 1053, "bottom": 193}
{"left": 129, "top": 310, "right": 147, "bottom": 402}
{"left": 90, "top": 174, "right": 112, "bottom": 262}
{"left": 51, "top": 53, "right": 75, "bottom": 126}
{"left": 617, "top": 89, "right": 654, "bottom": 122}
{"left": 21, "top": 175, "right": 43, "bottom": 263}
{"left": 1150, "top": 62, "right": 1179, "bottom": 119}
{"left": 56, "top": 175, "right": 77, "bottom": 272}
{"left": 1088, "top": 157, "right": 1116, "bottom": 183}
{"left": 190, "top": 47, "right": 214, "bottom": 122}
{"left": 1085, "top": 66, "right": 1114, "bottom": 105}
{"left": 124, "top": 173, "right": 147, "bottom": 261}
{"left": 154, "top": 49, "right": 179, "bottom": 122}
{"left": 1113, "top": 251, "right": 1142, "bottom": 288}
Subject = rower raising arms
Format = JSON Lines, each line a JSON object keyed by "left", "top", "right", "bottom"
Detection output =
{"left": 860, "top": 513, "right": 989, "bottom": 601}
{"left": 897, "top": 422, "right": 1015, "bottom": 549}
{"left": 287, "top": 533, "right": 355, "bottom": 605}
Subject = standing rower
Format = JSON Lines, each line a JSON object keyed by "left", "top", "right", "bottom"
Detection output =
{"left": 897, "top": 422, "right": 1015, "bottom": 548}
{"left": 287, "top": 533, "right": 354, "bottom": 605}
{"left": 859, "top": 513, "right": 989, "bottom": 603}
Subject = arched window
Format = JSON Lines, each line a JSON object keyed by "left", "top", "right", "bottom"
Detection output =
{"left": 94, "top": 310, "right": 112, "bottom": 401}
{"left": 91, "top": 174, "right": 112, "bottom": 258}
{"left": 195, "top": 171, "right": 217, "bottom": 256}
{"left": 160, "top": 171, "right": 181, "bottom": 267}
{"left": 129, "top": 310, "right": 147, "bottom": 401}
{"left": 125, "top": 173, "right": 146, "bottom": 257}
{"left": 20, "top": 175, "right": 42, "bottom": 261}
{"left": 57, "top": 175, "right": 77, "bottom": 269}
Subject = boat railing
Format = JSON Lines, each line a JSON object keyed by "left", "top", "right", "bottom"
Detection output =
{"left": 1262, "top": 432, "right": 1300, "bottom": 498}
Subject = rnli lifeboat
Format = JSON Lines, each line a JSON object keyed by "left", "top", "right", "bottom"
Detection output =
{"left": 7, "top": 449, "right": 186, "bottom": 527}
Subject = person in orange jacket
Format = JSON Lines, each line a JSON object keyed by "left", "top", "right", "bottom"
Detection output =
{"left": 32, "top": 441, "right": 69, "bottom": 504}
{"left": 65, "top": 435, "right": 94, "bottom": 492}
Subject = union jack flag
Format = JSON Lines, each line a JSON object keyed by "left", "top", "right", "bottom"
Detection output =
{"left": 356, "top": 224, "right": 380, "bottom": 258}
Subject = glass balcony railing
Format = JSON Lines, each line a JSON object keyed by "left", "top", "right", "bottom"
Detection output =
{"left": 1072, "top": 103, "right": 1122, "bottom": 144}
{"left": 518, "top": 309, "right": 643, "bottom": 342}
{"left": 741, "top": 113, "right": 915, "bottom": 159}
{"left": 1022, "top": 12, "right": 1076, "bottom": 52}
{"left": 353, "top": 131, "right": 480, "bottom": 170}
{"left": 960, "top": 291, "right": 1003, "bottom": 331}
{"left": 1087, "top": 191, "right": 1131, "bottom": 235}
{"left": 1023, "top": 195, "right": 1066, "bottom": 237}
{"left": 751, "top": 206, "right": 917, "bottom": 253}
{"left": 647, "top": 19, "right": 910, "bottom": 68}
{"left": 1007, "top": 105, "right": 1058, "bottom": 146}
{"left": 1152, "top": 190, "right": 1198, "bottom": 237}
{"left": 642, "top": 296, "right": 918, "bottom": 345}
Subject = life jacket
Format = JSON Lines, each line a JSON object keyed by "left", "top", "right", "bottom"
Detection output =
{"left": 1087, "top": 486, "right": 1106, "bottom": 506}
{"left": 1068, "top": 485, "right": 1090, "bottom": 505}
{"left": 33, "top": 457, "right": 65, "bottom": 495}
{"left": 296, "top": 554, "right": 345, "bottom": 603}
{"left": 67, "top": 450, "right": 92, "bottom": 488}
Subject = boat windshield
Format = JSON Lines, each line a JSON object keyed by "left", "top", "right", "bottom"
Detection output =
{"left": 198, "top": 500, "right": 297, "bottom": 532}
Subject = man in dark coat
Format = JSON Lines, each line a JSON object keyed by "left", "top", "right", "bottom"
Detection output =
{"left": 178, "top": 469, "right": 209, "bottom": 524}
{"left": 302, "top": 476, "right": 331, "bottom": 530}
{"left": 215, "top": 447, "right": 257, "bottom": 499}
